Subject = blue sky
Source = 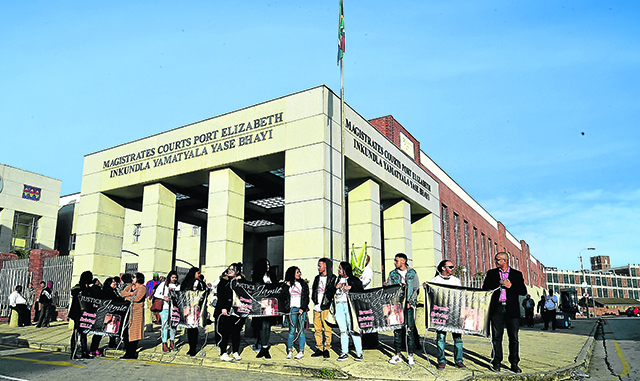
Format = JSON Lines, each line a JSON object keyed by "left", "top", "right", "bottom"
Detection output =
{"left": 2, "top": 1, "right": 639, "bottom": 270}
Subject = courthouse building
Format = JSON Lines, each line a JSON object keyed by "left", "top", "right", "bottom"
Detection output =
{"left": 72, "top": 85, "right": 545, "bottom": 294}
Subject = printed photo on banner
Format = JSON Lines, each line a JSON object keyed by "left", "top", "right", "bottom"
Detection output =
{"left": 347, "top": 284, "right": 406, "bottom": 334}
{"left": 103, "top": 314, "right": 120, "bottom": 334}
{"left": 424, "top": 282, "right": 495, "bottom": 337}
{"left": 169, "top": 289, "right": 209, "bottom": 328}
{"left": 230, "top": 281, "right": 287, "bottom": 317}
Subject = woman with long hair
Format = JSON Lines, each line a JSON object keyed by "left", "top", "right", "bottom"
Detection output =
{"left": 180, "top": 266, "right": 206, "bottom": 356}
{"left": 120, "top": 272, "right": 147, "bottom": 359}
{"left": 252, "top": 258, "right": 278, "bottom": 359}
{"left": 69, "top": 270, "right": 94, "bottom": 359}
{"left": 155, "top": 270, "right": 180, "bottom": 352}
{"left": 89, "top": 277, "right": 124, "bottom": 356}
{"left": 334, "top": 261, "right": 364, "bottom": 362}
{"left": 215, "top": 262, "right": 246, "bottom": 361}
{"left": 284, "top": 266, "right": 310, "bottom": 359}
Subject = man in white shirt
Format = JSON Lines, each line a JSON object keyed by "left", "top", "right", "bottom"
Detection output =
{"left": 542, "top": 289, "right": 558, "bottom": 331}
{"left": 310, "top": 258, "right": 337, "bottom": 358}
{"left": 9, "top": 285, "right": 30, "bottom": 327}
{"left": 359, "top": 255, "right": 374, "bottom": 290}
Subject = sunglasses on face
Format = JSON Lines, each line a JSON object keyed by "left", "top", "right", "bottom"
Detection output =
{"left": 444, "top": 266, "right": 455, "bottom": 269}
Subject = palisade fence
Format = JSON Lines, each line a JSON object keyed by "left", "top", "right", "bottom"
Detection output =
{"left": 42, "top": 256, "right": 73, "bottom": 308}
{"left": 0, "top": 259, "right": 31, "bottom": 318}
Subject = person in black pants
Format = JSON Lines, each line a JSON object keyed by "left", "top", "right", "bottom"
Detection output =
{"left": 69, "top": 271, "right": 94, "bottom": 359}
{"left": 181, "top": 267, "right": 207, "bottom": 356}
{"left": 251, "top": 258, "right": 280, "bottom": 359}
{"left": 482, "top": 252, "right": 527, "bottom": 374}
{"left": 215, "top": 262, "right": 247, "bottom": 361}
{"left": 36, "top": 281, "right": 53, "bottom": 328}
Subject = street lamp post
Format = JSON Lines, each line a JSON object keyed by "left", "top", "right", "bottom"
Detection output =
{"left": 579, "top": 248, "right": 595, "bottom": 318}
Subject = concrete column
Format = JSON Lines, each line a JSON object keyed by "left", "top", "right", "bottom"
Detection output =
{"left": 138, "top": 183, "right": 176, "bottom": 280}
{"left": 283, "top": 142, "right": 341, "bottom": 280}
{"left": 411, "top": 213, "right": 442, "bottom": 286}
{"left": 0, "top": 209, "right": 15, "bottom": 253}
{"left": 348, "top": 180, "right": 382, "bottom": 288}
{"left": 204, "top": 168, "right": 245, "bottom": 278}
{"left": 72, "top": 192, "right": 125, "bottom": 283}
{"left": 383, "top": 200, "right": 412, "bottom": 279}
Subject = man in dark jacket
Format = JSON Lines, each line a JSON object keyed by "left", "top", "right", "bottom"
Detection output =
{"left": 482, "top": 252, "right": 527, "bottom": 373}
{"left": 69, "top": 271, "right": 94, "bottom": 359}
{"left": 36, "top": 281, "right": 53, "bottom": 328}
{"left": 310, "top": 258, "right": 337, "bottom": 358}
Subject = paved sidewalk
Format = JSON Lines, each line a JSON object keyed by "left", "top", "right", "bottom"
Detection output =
{"left": 0, "top": 318, "right": 597, "bottom": 380}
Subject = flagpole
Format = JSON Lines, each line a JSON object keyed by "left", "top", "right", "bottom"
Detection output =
{"left": 340, "top": 57, "right": 346, "bottom": 262}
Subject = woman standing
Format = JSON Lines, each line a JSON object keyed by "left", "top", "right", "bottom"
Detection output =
{"left": 155, "top": 270, "right": 180, "bottom": 352}
{"left": 334, "top": 262, "right": 364, "bottom": 362}
{"left": 284, "top": 266, "right": 309, "bottom": 359}
{"left": 215, "top": 262, "right": 246, "bottom": 361}
{"left": 89, "top": 277, "right": 124, "bottom": 356}
{"left": 120, "top": 272, "right": 147, "bottom": 359}
{"left": 181, "top": 267, "right": 206, "bottom": 356}
{"left": 68, "top": 270, "right": 94, "bottom": 359}
{"left": 252, "top": 258, "right": 279, "bottom": 359}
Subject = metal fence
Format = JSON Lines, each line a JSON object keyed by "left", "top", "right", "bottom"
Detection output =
{"left": 42, "top": 256, "right": 73, "bottom": 308}
{"left": 0, "top": 259, "right": 31, "bottom": 317}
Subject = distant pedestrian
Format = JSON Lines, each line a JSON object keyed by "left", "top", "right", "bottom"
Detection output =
{"left": 36, "top": 281, "right": 53, "bottom": 328}
{"left": 23, "top": 283, "right": 35, "bottom": 324}
{"left": 522, "top": 294, "right": 535, "bottom": 328}
{"left": 482, "top": 252, "right": 527, "bottom": 373}
{"left": 537, "top": 295, "right": 545, "bottom": 320}
{"left": 542, "top": 289, "right": 558, "bottom": 331}
{"left": 8, "top": 285, "right": 30, "bottom": 327}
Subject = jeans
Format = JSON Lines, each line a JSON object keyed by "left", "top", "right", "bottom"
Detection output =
{"left": 335, "top": 301, "right": 362, "bottom": 355}
{"left": 287, "top": 308, "right": 307, "bottom": 352}
{"left": 436, "top": 331, "right": 463, "bottom": 364}
{"left": 490, "top": 304, "right": 520, "bottom": 366}
{"left": 393, "top": 307, "right": 416, "bottom": 355}
{"left": 313, "top": 310, "right": 332, "bottom": 350}
{"left": 160, "top": 309, "right": 176, "bottom": 343}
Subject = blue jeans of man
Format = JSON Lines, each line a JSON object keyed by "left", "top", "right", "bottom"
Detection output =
{"left": 335, "top": 301, "right": 362, "bottom": 355}
{"left": 287, "top": 308, "right": 307, "bottom": 352}
{"left": 490, "top": 304, "right": 520, "bottom": 366}
{"left": 436, "top": 331, "right": 463, "bottom": 364}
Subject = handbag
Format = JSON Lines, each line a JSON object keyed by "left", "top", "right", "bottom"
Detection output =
{"left": 324, "top": 299, "right": 339, "bottom": 328}
{"left": 150, "top": 297, "right": 163, "bottom": 312}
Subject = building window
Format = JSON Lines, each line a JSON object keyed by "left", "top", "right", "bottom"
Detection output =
{"left": 69, "top": 233, "right": 76, "bottom": 251}
{"left": 547, "top": 273, "right": 553, "bottom": 283}
{"left": 11, "top": 211, "right": 39, "bottom": 251}
{"left": 463, "top": 221, "right": 470, "bottom": 272}
{"left": 596, "top": 277, "right": 601, "bottom": 286}
{"left": 192, "top": 226, "right": 201, "bottom": 235}
{"left": 441, "top": 204, "right": 449, "bottom": 258}
{"left": 133, "top": 224, "right": 141, "bottom": 243}
{"left": 453, "top": 213, "right": 460, "bottom": 266}
{"left": 481, "top": 233, "right": 486, "bottom": 272}
{"left": 553, "top": 273, "right": 559, "bottom": 283}
{"left": 473, "top": 227, "right": 479, "bottom": 272}
{"left": 617, "top": 278, "right": 623, "bottom": 287}
{"left": 613, "top": 289, "right": 619, "bottom": 298}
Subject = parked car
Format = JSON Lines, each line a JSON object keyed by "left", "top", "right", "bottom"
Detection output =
{"left": 625, "top": 306, "right": 640, "bottom": 317}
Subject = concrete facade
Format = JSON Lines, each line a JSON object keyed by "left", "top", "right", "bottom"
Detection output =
{"left": 72, "top": 86, "right": 441, "bottom": 284}
{"left": 0, "top": 164, "right": 61, "bottom": 254}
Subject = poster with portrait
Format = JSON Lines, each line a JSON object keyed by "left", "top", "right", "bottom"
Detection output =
{"left": 169, "top": 289, "right": 209, "bottom": 328}
{"left": 347, "top": 284, "right": 406, "bottom": 335}
{"left": 230, "top": 281, "right": 288, "bottom": 317}
{"left": 78, "top": 294, "right": 130, "bottom": 337}
{"left": 424, "top": 282, "right": 495, "bottom": 337}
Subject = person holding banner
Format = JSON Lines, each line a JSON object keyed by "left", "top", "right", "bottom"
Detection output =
{"left": 429, "top": 260, "right": 466, "bottom": 369}
{"left": 335, "top": 262, "right": 364, "bottom": 362}
{"left": 311, "top": 258, "right": 337, "bottom": 358}
{"left": 215, "top": 263, "right": 246, "bottom": 361}
{"left": 284, "top": 266, "right": 310, "bottom": 359}
{"left": 69, "top": 270, "right": 94, "bottom": 359}
{"left": 155, "top": 270, "right": 180, "bottom": 352}
{"left": 482, "top": 252, "right": 527, "bottom": 373}
{"left": 120, "top": 272, "right": 147, "bottom": 359}
{"left": 252, "top": 258, "right": 279, "bottom": 359}
{"left": 387, "top": 253, "right": 420, "bottom": 366}
{"left": 181, "top": 267, "right": 207, "bottom": 356}
{"left": 89, "top": 277, "right": 124, "bottom": 356}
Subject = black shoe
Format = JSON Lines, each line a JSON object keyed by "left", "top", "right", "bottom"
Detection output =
{"left": 256, "top": 348, "right": 266, "bottom": 358}
{"left": 353, "top": 353, "right": 363, "bottom": 362}
{"left": 541, "top": 327, "right": 548, "bottom": 330}
{"left": 263, "top": 347, "right": 271, "bottom": 359}
{"left": 323, "top": 350, "right": 330, "bottom": 358}
{"left": 311, "top": 349, "right": 324, "bottom": 357}
{"left": 511, "top": 364, "right": 522, "bottom": 373}
{"left": 81, "top": 352, "right": 94, "bottom": 359}
{"left": 489, "top": 363, "right": 501, "bottom": 372}
{"left": 337, "top": 353, "right": 348, "bottom": 361}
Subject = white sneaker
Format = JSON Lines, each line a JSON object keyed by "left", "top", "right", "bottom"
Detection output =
{"left": 233, "top": 352, "right": 242, "bottom": 361}
{"left": 294, "top": 351, "right": 304, "bottom": 359}
{"left": 220, "top": 353, "right": 232, "bottom": 362}
{"left": 407, "top": 355, "right": 415, "bottom": 365}
{"left": 286, "top": 351, "right": 293, "bottom": 359}
{"left": 389, "top": 354, "right": 402, "bottom": 364}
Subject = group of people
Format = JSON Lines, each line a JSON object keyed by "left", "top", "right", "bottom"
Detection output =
{"left": 62, "top": 250, "right": 530, "bottom": 372}
{"left": 7, "top": 281, "right": 56, "bottom": 328}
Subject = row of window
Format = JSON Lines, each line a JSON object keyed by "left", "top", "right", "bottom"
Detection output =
{"left": 548, "top": 284, "right": 640, "bottom": 300}
{"left": 547, "top": 273, "right": 639, "bottom": 289}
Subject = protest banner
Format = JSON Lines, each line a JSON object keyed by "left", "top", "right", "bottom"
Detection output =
{"left": 347, "top": 284, "right": 406, "bottom": 335}
{"left": 78, "top": 294, "right": 130, "bottom": 337}
{"left": 169, "top": 289, "right": 209, "bottom": 328}
{"left": 230, "top": 280, "right": 288, "bottom": 317}
{"left": 424, "top": 282, "right": 496, "bottom": 337}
